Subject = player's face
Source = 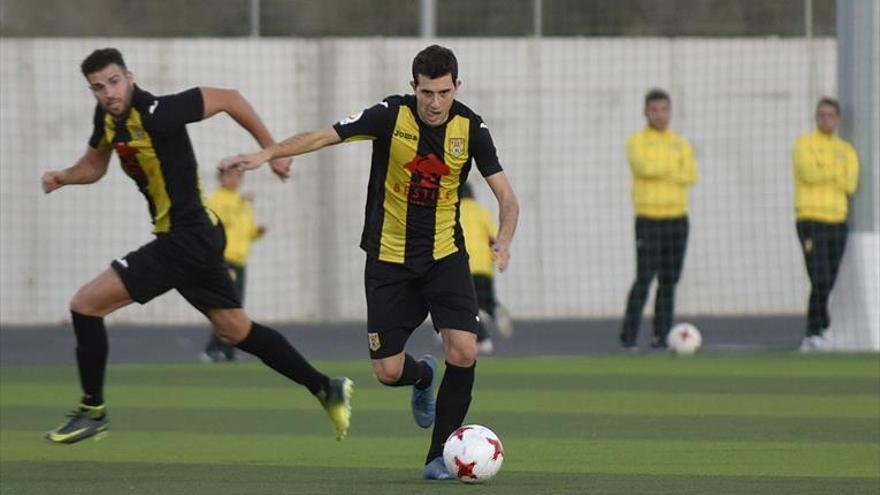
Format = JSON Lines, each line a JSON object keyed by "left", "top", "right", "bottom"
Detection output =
{"left": 815, "top": 104, "right": 839, "bottom": 134}
{"left": 645, "top": 99, "right": 670, "bottom": 131}
{"left": 86, "top": 64, "right": 134, "bottom": 118}
{"left": 411, "top": 73, "right": 460, "bottom": 127}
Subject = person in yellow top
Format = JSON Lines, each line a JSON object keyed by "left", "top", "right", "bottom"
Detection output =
{"left": 459, "top": 183, "right": 513, "bottom": 354}
{"left": 792, "top": 97, "right": 859, "bottom": 351}
{"left": 620, "top": 89, "right": 697, "bottom": 350}
{"left": 202, "top": 166, "right": 266, "bottom": 362}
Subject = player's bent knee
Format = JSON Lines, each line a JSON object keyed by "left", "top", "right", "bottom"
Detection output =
{"left": 214, "top": 323, "right": 249, "bottom": 345}
{"left": 445, "top": 345, "right": 477, "bottom": 368}
{"left": 374, "top": 370, "right": 402, "bottom": 385}
{"left": 69, "top": 289, "right": 103, "bottom": 317}
{"left": 209, "top": 309, "right": 250, "bottom": 345}
{"left": 371, "top": 358, "right": 404, "bottom": 385}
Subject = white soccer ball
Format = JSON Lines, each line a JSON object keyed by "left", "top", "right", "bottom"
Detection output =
{"left": 443, "top": 424, "right": 504, "bottom": 483}
{"left": 667, "top": 322, "right": 702, "bottom": 355}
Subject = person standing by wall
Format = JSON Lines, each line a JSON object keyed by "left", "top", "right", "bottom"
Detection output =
{"left": 459, "top": 182, "right": 513, "bottom": 355}
{"left": 619, "top": 89, "right": 697, "bottom": 351}
{"left": 201, "top": 167, "right": 266, "bottom": 362}
{"left": 792, "top": 97, "right": 859, "bottom": 351}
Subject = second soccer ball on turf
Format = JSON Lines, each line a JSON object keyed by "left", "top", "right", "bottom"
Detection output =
{"left": 667, "top": 322, "right": 702, "bottom": 355}
{"left": 443, "top": 424, "right": 504, "bottom": 483}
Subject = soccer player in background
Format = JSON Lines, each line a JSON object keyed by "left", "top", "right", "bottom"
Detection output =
{"left": 619, "top": 89, "right": 697, "bottom": 350}
{"left": 792, "top": 97, "right": 859, "bottom": 351}
{"left": 222, "top": 44, "right": 519, "bottom": 480}
{"left": 41, "top": 48, "right": 352, "bottom": 444}
{"left": 201, "top": 167, "right": 266, "bottom": 362}
{"left": 459, "top": 182, "right": 514, "bottom": 355}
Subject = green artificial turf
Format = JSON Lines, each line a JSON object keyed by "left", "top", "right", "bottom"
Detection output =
{"left": 1, "top": 354, "right": 878, "bottom": 494}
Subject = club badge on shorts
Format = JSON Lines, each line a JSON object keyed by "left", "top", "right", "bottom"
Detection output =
{"left": 368, "top": 332, "right": 381, "bottom": 352}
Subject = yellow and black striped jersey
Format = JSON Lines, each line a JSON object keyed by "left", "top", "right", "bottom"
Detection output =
{"left": 89, "top": 85, "right": 216, "bottom": 234}
{"left": 333, "top": 95, "right": 503, "bottom": 265}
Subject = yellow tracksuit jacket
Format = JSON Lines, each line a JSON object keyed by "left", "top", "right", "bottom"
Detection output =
{"left": 208, "top": 187, "right": 262, "bottom": 267}
{"left": 627, "top": 127, "right": 698, "bottom": 219}
{"left": 460, "top": 197, "right": 497, "bottom": 277}
{"left": 792, "top": 129, "right": 859, "bottom": 223}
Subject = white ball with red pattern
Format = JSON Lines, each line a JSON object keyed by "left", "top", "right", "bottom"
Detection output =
{"left": 667, "top": 322, "right": 702, "bottom": 356}
{"left": 442, "top": 424, "right": 504, "bottom": 483}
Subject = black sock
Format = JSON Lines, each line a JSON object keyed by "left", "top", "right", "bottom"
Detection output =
{"left": 71, "top": 311, "right": 108, "bottom": 407}
{"left": 425, "top": 361, "right": 476, "bottom": 464}
{"left": 387, "top": 354, "right": 432, "bottom": 389}
{"left": 236, "top": 322, "right": 329, "bottom": 396}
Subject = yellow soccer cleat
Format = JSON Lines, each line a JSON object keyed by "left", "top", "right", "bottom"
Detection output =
{"left": 318, "top": 377, "right": 353, "bottom": 441}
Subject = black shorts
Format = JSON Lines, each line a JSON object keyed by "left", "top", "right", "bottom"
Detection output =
{"left": 111, "top": 223, "right": 241, "bottom": 315}
{"left": 364, "top": 249, "right": 479, "bottom": 359}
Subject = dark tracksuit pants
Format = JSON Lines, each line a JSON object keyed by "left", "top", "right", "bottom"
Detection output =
{"left": 621, "top": 216, "right": 689, "bottom": 346}
{"left": 473, "top": 274, "right": 496, "bottom": 342}
{"left": 796, "top": 220, "right": 848, "bottom": 336}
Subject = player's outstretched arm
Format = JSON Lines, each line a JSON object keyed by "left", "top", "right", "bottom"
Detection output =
{"left": 221, "top": 127, "right": 341, "bottom": 174}
{"left": 41, "top": 146, "right": 112, "bottom": 194}
{"left": 485, "top": 171, "right": 519, "bottom": 273}
{"left": 200, "top": 87, "right": 292, "bottom": 181}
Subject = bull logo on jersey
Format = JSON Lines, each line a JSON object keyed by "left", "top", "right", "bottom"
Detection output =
{"left": 448, "top": 138, "right": 465, "bottom": 157}
{"left": 114, "top": 141, "right": 147, "bottom": 185}
{"left": 403, "top": 153, "right": 450, "bottom": 206}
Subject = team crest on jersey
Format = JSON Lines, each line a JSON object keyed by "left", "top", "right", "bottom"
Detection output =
{"left": 368, "top": 332, "right": 381, "bottom": 351}
{"left": 448, "top": 138, "right": 465, "bottom": 157}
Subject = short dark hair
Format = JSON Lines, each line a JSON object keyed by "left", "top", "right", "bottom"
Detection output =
{"left": 412, "top": 44, "right": 458, "bottom": 84}
{"left": 816, "top": 97, "right": 840, "bottom": 115}
{"left": 645, "top": 88, "right": 670, "bottom": 106}
{"left": 81, "top": 48, "right": 127, "bottom": 77}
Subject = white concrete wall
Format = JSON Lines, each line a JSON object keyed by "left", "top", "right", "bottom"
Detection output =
{"left": 0, "top": 38, "right": 838, "bottom": 324}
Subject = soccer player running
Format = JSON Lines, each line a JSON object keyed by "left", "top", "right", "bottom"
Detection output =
{"left": 222, "top": 45, "right": 519, "bottom": 480}
{"left": 619, "top": 89, "right": 697, "bottom": 350}
{"left": 792, "top": 97, "right": 859, "bottom": 351}
{"left": 41, "top": 48, "right": 352, "bottom": 444}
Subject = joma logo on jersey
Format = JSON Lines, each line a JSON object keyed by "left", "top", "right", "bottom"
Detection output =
{"left": 394, "top": 129, "right": 418, "bottom": 141}
{"left": 448, "top": 138, "right": 465, "bottom": 157}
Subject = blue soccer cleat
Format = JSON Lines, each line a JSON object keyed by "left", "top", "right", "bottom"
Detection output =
{"left": 422, "top": 456, "right": 455, "bottom": 480}
{"left": 411, "top": 354, "right": 437, "bottom": 428}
